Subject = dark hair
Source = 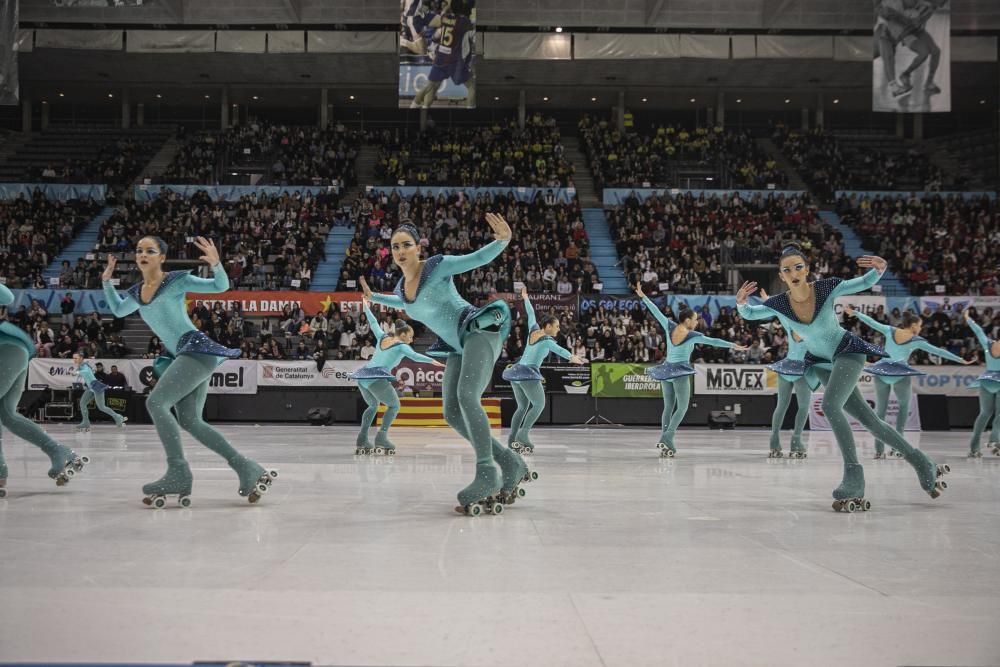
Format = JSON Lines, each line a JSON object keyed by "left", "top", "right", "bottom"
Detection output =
{"left": 901, "top": 312, "right": 921, "bottom": 329}
{"left": 394, "top": 319, "right": 413, "bottom": 336}
{"left": 139, "top": 235, "right": 169, "bottom": 255}
{"left": 678, "top": 306, "right": 696, "bottom": 322}
{"left": 779, "top": 242, "right": 808, "bottom": 264}
{"left": 392, "top": 224, "right": 420, "bottom": 243}
{"left": 539, "top": 314, "right": 559, "bottom": 329}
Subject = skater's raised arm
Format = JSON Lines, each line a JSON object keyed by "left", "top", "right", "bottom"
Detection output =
{"left": 521, "top": 286, "right": 538, "bottom": 331}
{"left": 639, "top": 293, "right": 675, "bottom": 334}
{"left": 101, "top": 255, "right": 141, "bottom": 318}
{"left": 0, "top": 282, "right": 13, "bottom": 306}
{"left": 965, "top": 311, "right": 994, "bottom": 349}
{"left": 912, "top": 339, "right": 970, "bottom": 365}
{"left": 177, "top": 237, "right": 229, "bottom": 294}
{"left": 695, "top": 334, "right": 744, "bottom": 351}
{"left": 363, "top": 302, "right": 385, "bottom": 340}
{"left": 399, "top": 344, "right": 437, "bottom": 366}
{"left": 831, "top": 257, "right": 886, "bottom": 298}
{"left": 735, "top": 280, "right": 775, "bottom": 321}
{"left": 360, "top": 275, "right": 405, "bottom": 310}
{"left": 847, "top": 307, "right": 893, "bottom": 337}
{"left": 438, "top": 213, "right": 511, "bottom": 276}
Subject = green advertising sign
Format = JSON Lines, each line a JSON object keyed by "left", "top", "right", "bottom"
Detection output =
{"left": 591, "top": 363, "right": 669, "bottom": 398}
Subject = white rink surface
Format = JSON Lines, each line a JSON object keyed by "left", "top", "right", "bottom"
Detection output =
{"left": 1, "top": 423, "right": 999, "bottom": 667}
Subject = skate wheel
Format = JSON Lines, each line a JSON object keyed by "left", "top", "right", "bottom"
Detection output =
{"left": 527, "top": 470, "right": 539, "bottom": 481}
{"left": 80, "top": 456, "right": 90, "bottom": 464}
{"left": 861, "top": 500, "right": 872, "bottom": 511}
{"left": 937, "top": 480, "right": 947, "bottom": 490}
{"left": 938, "top": 464, "right": 950, "bottom": 475}
{"left": 467, "top": 504, "right": 481, "bottom": 516}
{"left": 153, "top": 496, "right": 166, "bottom": 509}
{"left": 0, "top": 488, "right": 7, "bottom": 499}
{"left": 516, "top": 486, "right": 526, "bottom": 498}
{"left": 656, "top": 442, "right": 665, "bottom": 450}
{"left": 248, "top": 492, "right": 261, "bottom": 504}
{"left": 256, "top": 482, "right": 269, "bottom": 494}
{"left": 179, "top": 495, "right": 192, "bottom": 508}
{"left": 666, "top": 450, "right": 675, "bottom": 458}
{"left": 64, "top": 467, "right": 75, "bottom": 478}
{"left": 269, "top": 470, "right": 278, "bottom": 478}
{"left": 488, "top": 502, "right": 503, "bottom": 515}
{"left": 845, "top": 500, "right": 856, "bottom": 513}
{"left": 374, "top": 447, "right": 384, "bottom": 456}
{"left": 388, "top": 450, "right": 396, "bottom": 456}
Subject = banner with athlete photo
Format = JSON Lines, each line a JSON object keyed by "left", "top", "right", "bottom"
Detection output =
{"left": 399, "top": 0, "right": 476, "bottom": 108}
{"left": 809, "top": 392, "right": 921, "bottom": 431}
{"left": 492, "top": 364, "right": 592, "bottom": 395}
{"left": 590, "top": 362, "right": 662, "bottom": 398}
{"left": 873, "top": 0, "right": 951, "bottom": 113}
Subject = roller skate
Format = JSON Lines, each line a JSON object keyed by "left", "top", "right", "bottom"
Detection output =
{"left": 832, "top": 463, "right": 871, "bottom": 512}
{"left": 373, "top": 431, "right": 396, "bottom": 456}
{"left": 47, "top": 445, "right": 90, "bottom": 486}
{"left": 767, "top": 447, "right": 783, "bottom": 459}
{"left": 455, "top": 461, "right": 503, "bottom": 516}
{"left": 968, "top": 448, "right": 983, "bottom": 458}
{"left": 116, "top": 416, "right": 128, "bottom": 428}
{"left": 229, "top": 454, "right": 278, "bottom": 504}
{"left": 990, "top": 441, "right": 1000, "bottom": 456}
{"left": 0, "top": 462, "right": 7, "bottom": 499}
{"left": 516, "top": 441, "right": 534, "bottom": 455}
{"left": 142, "top": 461, "right": 194, "bottom": 508}
{"left": 656, "top": 441, "right": 676, "bottom": 458}
{"left": 76, "top": 423, "right": 91, "bottom": 433}
{"left": 789, "top": 437, "right": 807, "bottom": 459}
{"left": 493, "top": 443, "right": 538, "bottom": 506}
{"left": 903, "top": 449, "right": 949, "bottom": 499}
{"left": 355, "top": 436, "right": 372, "bottom": 456}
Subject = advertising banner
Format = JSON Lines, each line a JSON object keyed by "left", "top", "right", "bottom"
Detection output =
{"left": 590, "top": 362, "right": 662, "bottom": 398}
{"left": 492, "top": 364, "right": 591, "bottom": 395}
{"left": 694, "top": 364, "right": 778, "bottom": 395}
{"left": 257, "top": 360, "right": 364, "bottom": 387}
{"left": 188, "top": 291, "right": 362, "bottom": 317}
{"left": 28, "top": 359, "right": 257, "bottom": 394}
{"left": 809, "top": 392, "right": 921, "bottom": 431}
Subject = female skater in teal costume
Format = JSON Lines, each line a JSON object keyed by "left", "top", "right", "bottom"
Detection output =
{"left": 847, "top": 306, "right": 972, "bottom": 459}
{"left": 361, "top": 213, "right": 535, "bottom": 516}
{"left": 504, "top": 286, "right": 586, "bottom": 454}
{"left": 103, "top": 236, "right": 276, "bottom": 508}
{"left": 73, "top": 352, "right": 127, "bottom": 431}
{"left": 758, "top": 302, "right": 812, "bottom": 459}
{"left": 964, "top": 309, "right": 1000, "bottom": 457}
{"left": 736, "top": 244, "right": 949, "bottom": 512}
{"left": 0, "top": 283, "right": 89, "bottom": 497}
{"left": 351, "top": 297, "right": 442, "bottom": 455}
{"left": 636, "top": 284, "right": 746, "bottom": 457}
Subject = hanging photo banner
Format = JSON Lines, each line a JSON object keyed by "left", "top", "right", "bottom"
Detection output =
{"left": 873, "top": 0, "right": 951, "bottom": 113}
{"left": 399, "top": 0, "right": 476, "bottom": 108}
{"left": 809, "top": 392, "right": 921, "bottom": 431}
{"left": 0, "top": 0, "right": 19, "bottom": 105}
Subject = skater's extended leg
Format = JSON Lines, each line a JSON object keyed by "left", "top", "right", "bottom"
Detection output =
{"left": 664, "top": 378, "right": 691, "bottom": 450}
{"left": 990, "top": 391, "right": 1000, "bottom": 444}
{"left": 92, "top": 390, "right": 124, "bottom": 426}
{"left": 893, "top": 377, "right": 912, "bottom": 438}
{"left": 790, "top": 377, "right": 810, "bottom": 452}
{"left": 79, "top": 389, "right": 94, "bottom": 428}
{"left": 518, "top": 380, "right": 546, "bottom": 450}
{"left": 509, "top": 381, "right": 530, "bottom": 446}
{"left": 659, "top": 380, "right": 676, "bottom": 445}
{"left": 357, "top": 384, "right": 379, "bottom": 447}
{"left": 873, "top": 379, "right": 891, "bottom": 455}
{"left": 369, "top": 380, "right": 400, "bottom": 450}
{"left": 970, "top": 387, "right": 997, "bottom": 455}
{"left": 770, "top": 378, "right": 793, "bottom": 451}
{"left": 0, "top": 347, "right": 75, "bottom": 477}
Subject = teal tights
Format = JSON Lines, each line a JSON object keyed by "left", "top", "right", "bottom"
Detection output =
{"left": 0, "top": 345, "right": 66, "bottom": 474}
{"left": 813, "top": 354, "right": 920, "bottom": 464}
{"left": 770, "top": 377, "right": 810, "bottom": 449}
{"left": 659, "top": 378, "right": 691, "bottom": 446}
{"left": 357, "top": 379, "right": 400, "bottom": 446}
{"left": 146, "top": 354, "right": 241, "bottom": 466}
{"left": 970, "top": 387, "right": 1000, "bottom": 453}
{"left": 509, "top": 379, "right": 545, "bottom": 448}
{"left": 872, "top": 377, "right": 912, "bottom": 454}
{"left": 441, "top": 330, "right": 504, "bottom": 464}
{"left": 79, "top": 389, "right": 124, "bottom": 427}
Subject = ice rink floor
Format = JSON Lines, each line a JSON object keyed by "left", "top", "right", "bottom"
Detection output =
{"left": 1, "top": 423, "right": 999, "bottom": 667}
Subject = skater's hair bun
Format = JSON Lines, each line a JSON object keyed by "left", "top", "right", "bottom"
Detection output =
{"left": 394, "top": 319, "right": 413, "bottom": 336}
{"left": 392, "top": 224, "right": 420, "bottom": 243}
{"left": 901, "top": 311, "right": 921, "bottom": 328}
{"left": 539, "top": 314, "right": 559, "bottom": 329}
{"left": 677, "top": 306, "right": 696, "bottom": 323}
{"left": 138, "top": 235, "right": 169, "bottom": 256}
{"left": 779, "top": 242, "right": 807, "bottom": 263}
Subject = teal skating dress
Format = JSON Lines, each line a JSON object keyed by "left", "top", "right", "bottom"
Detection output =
{"left": 502, "top": 295, "right": 573, "bottom": 382}
{"left": 350, "top": 304, "right": 436, "bottom": 384}
{"left": 854, "top": 311, "right": 965, "bottom": 383}
{"left": 969, "top": 318, "right": 1000, "bottom": 393}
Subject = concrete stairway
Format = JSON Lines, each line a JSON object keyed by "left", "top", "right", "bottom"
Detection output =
{"left": 818, "top": 210, "right": 908, "bottom": 295}
{"left": 582, "top": 208, "right": 628, "bottom": 294}
{"left": 561, "top": 136, "right": 601, "bottom": 207}
{"left": 43, "top": 206, "right": 116, "bottom": 283}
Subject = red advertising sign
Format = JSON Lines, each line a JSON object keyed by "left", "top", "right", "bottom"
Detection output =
{"left": 186, "top": 290, "right": 362, "bottom": 316}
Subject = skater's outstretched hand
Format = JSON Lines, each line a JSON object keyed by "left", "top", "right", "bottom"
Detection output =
{"left": 194, "top": 236, "right": 221, "bottom": 267}
{"left": 963, "top": 308, "right": 972, "bottom": 322}
{"left": 485, "top": 212, "right": 512, "bottom": 242}
{"left": 960, "top": 357, "right": 977, "bottom": 365}
{"left": 520, "top": 285, "right": 528, "bottom": 299}
{"left": 431, "top": 360, "right": 445, "bottom": 367}
{"left": 735, "top": 281, "right": 758, "bottom": 305}
{"left": 102, "top": 254, "right": 117, "bottom": 282}
{"left": 844, "top": 305, "right": 855, "bottom": 317}
{"left": 359, "top": 275, "right": 373, "bottom": 299}
{"left": 569, "top": 354, "right": 588, "bottom": 365}
{"left": 362, "top": 295, "right": 371, "bottom": 308}
{"left": 730, "top": 344, "right": 750, "bottom": 352}
{"left": 857, "top": 256, "right": 887, "bottom": 273}
{"left": 633, "top": 283, "right": 645, "bottom": 298}
{"left": 758, "top": 288, "right": 769, "bottom": 300}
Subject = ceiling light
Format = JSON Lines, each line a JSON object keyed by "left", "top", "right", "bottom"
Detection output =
{"left": 108, "top": 93, "right": 113, "bottom": 98}
{"left": 784, "top": 98, "right": 790, "bottom": 104}
{"left": 641, "top": 97, "right": 647, "bottom": 102}
{"left": 980, "top": 99, "right": 986, "bottom": 104}
{"left": 494, "top": 96, "right": 499, "bottom": 101}
{"left": 58, "top": 92, "right": 65, "bottom": 97}
{"left": 155, "top": 93, "right": 162, "bottom": 99}
{"left": 555, "top": 26, "right": 563, "bottom": 33}
{"left": 543, "top": 96, "right": 549, "bottom": 101}
{"left": 204, "top": 95, "right": 210, "bottom": 99}
{"left": 349, "top": 95, "right": 355, "bottom": 100}
{"left": 591, "top": 97, "right": 597, "bottom": 102}
{"left": 833, "top": 98, "right": 840, "bottom": 104}
{"left": 689, "top": 98, "right": 695, "bottom": 103}
{"left": 736, "top": 98, "right": 742, "bottom": 103}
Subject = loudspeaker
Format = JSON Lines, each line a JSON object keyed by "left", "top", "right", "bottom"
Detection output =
{"left": 708, "top": 410, "right": 736, "bottom": 429}
{"left": 307, "top": 407, "right": 334, "bottom": 425}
